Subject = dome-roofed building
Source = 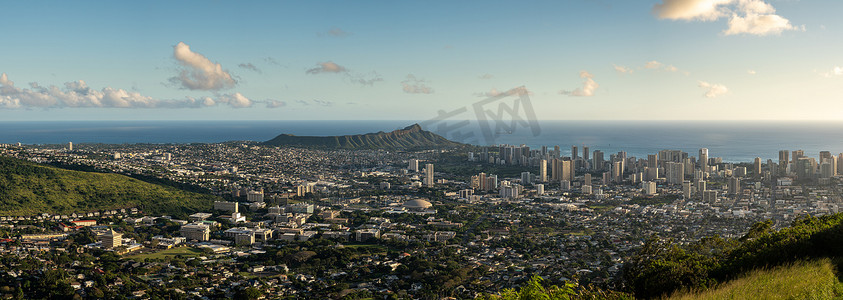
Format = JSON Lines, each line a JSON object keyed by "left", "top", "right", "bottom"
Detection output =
{"left": 403, "top": 199, "right": 432, "bottom": 211}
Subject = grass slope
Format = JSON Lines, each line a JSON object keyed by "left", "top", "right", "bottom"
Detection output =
{"left": 670, "top": 259, "right": 843, "bottom": 300}
{"left": 0, "top": 156, "right": 219, "bottom": 216}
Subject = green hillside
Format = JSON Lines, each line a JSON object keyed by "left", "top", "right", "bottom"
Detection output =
{"left": 670, "top": 259, "right": 843, "bottom": 300}
{"left": 263, "top": 124, "right": 463, "bottom": 149}
{"left": 0, "top": 155, "right": 219, "bottom": 217}
{"left": 624, "top": 213, "right": 843, "bottom": 298}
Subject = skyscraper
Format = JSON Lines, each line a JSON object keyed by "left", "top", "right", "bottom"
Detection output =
{"left": 779, "top": 150, "right": 789, "bottom": 166}
{"left": 583, "top": 146, "right": 589, "bottom": 161}
{"left": 792, "top": 150, "right": 804, "bottom": 164}
{"left": 68, "top": 142, "right": 73, "bottom": 151}
{"left": 593, "top": 150, "right": 604, "bottom": 171}
{"left": 561, "top": 159, "right": 573, "bottom": 182}
{"left": 728, "top": 177, "right": 741, "bottom": 195}
{"left": 571, "top": 145, "right": 578, "bottom": 160}
{"left": 820, "top": 151, "right": 833, "bottom": 163}
{"left": 408, "top": 159, "right": 419, "bottom": 172}
{"left": 779, "top": 150, "right": 789, "bottom": 175}
{"left": 682, "top": 181, "right": 692, "bottom": 199}
{"left": 753, "top": 157, "right": 762, "bottom": 177}
{"left": 666, "top": 162, "right": 684, "bottom": 184}
{"left": 699, "top": 148, "right": 709, "bottom": 171}
{"left": 539, "top": 159, "right": 547, "bottom": 182}
{"left": 424, "top": 163, "right": 434, "bottom": 187}
{"left": 521, "top": 172, "right": 532, "bottom": 185}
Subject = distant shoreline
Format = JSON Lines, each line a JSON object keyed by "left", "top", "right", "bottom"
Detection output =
{"left": 3, "top": 120, "right": 843, "bottom": 163}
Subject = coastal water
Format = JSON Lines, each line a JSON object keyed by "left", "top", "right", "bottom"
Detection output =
{"left": 2, "top": 120, "right": 843, "bottom": 163}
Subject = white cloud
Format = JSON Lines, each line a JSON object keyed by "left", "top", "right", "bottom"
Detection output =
{"left": 699, "top": 81, "right": 728, "bottom": 98}
{"left": 401, "top": 75, "right": 434, "bottom": 94}
{"left": 643, "top": 61, "right": 685, "bottom": 74}
{"left": 724, "top": 12, "right": 798, "bottom": 36}
{"left": 747, "top": 70, "right": 757, "bottom": 75}
{"left": 169, "top": 42, "right": 236, "bottom": 90}
{"left": 653, "top": 0, "right": 732, "bottom": 21}
{"left": 653, "top": 0, "right": 801, "bottom": 36}
{"left": 479, "top": 73, "right": 494, "bottom": 79}
{"left": 265, "top": 99, "right": 286, "bottom": 108}
{"left": 822, "top": 66, "right": 843, "bottom": 78}
{"left": 0, "top": 73, "right": 265, "bottom": 109}
{"left": 216, "top": 92, "right": 253, "bottom": 108}
{"left": 645, "top": 61, "right": 663, "bottom": 69}
{"left": 561, "top": 71, "right": 599, "bottom": 97}
{"left": 613, "top": 65, "right": 633, "bottom": 74}
{"left": 306, "top": 61, "right": 347, "bottom": 74}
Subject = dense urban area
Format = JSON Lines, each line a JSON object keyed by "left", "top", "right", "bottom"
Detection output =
{"left": 1, "top": 141, "right": 842, "bottom": 299}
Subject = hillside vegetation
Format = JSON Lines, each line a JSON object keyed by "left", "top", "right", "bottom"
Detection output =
{"left": 263, "top": 124, "right": 462, "bottom": 149}
{"left": 669, "top": 259, "right": 843, "bottom": 300}
{"left": 623, "top": 213, "right": 843, "bottom": 298}
{"left": 0, "top": 156, "right": 219, "bottom": 217}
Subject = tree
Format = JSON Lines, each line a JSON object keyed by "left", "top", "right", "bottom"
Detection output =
{"left": 493, "top": 275, "right": 575, "bottom": 300}
{"left": 233, "top": 287, "right": 262, "bottom": 300}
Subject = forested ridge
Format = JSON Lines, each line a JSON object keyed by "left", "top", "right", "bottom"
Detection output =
{"left": 0, "top": 155, "right": 218, "bottom": 217}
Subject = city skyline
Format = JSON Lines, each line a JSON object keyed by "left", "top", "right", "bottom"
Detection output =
{"left": 1, "top": 0, "right": 842, "bottom": 121}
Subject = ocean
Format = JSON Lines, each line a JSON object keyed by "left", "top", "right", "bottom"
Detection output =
{"left": 2, "top": 120, "right": 843, "bottom": 163}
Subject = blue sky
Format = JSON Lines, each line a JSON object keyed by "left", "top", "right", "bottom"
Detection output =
{"left": 1, "top": 0, "right": 841, "bottom": 121}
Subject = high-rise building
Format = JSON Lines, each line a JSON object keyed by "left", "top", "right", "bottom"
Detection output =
{"left": 821, "top": 161, "right": 834, "bottom": 179}
{"left": 571, "top": 145, "right": 578, "bottom": 160}
{"left": 561, "top": 159, "right": 573, "bottom": 182}
{"left": 699, "top": 148, "right": 709, "bottom": 171}
{"left": 792, "top": 150, "right": 805, "bottom": 164}
{"left": 795, "top": 157, "right": 816, "bottom": 180}
{"left": 703, "top": 190, "right": 718, "bottom": 203}
{"left": 728, "top": 177, "right": 741, "bottom": 195}
{"left": 593, "top": 150, "right": 604, "bottom": 171}
{"left": 68, "top": 142, "right": 73, "bottom": 151}
{"left": 838, "top": 153, "right": 843, "bottom": 175}
{"left": 536, "top": 184, "right": 544, "bottom": 195}
{"left": 521, "top": 172, "right": 532, "bottom": 185}
{"left": 647, "top": 154, "right": 657, "bottom": 169}
{"left": 409, "top": 159, "right": 419, "bottom": 172}
{"left": 682, "top": 181, "right": 692, "bottom": 199}
{"left": 612, "top": 161, "right": 622, "bottom": 182}
{"left": 666, "top": 162, "right": 684, "bottom": 184}
{"left": 539, "top": 159, "right": 547, "bottom": 182}
{"left": 779, "top": 150, "right": 789, "bottom": 173}
{"left": 820, "top": 151, "right": 833, "bottom": 163}
{"left": 584, "top": 173, "right": 592, "bottom": 185}
{"left": 753, "top": 157, "right": 762, "bottom": 177}
{"left": 424, "top": 163, "right": 434, "bottom": 187}
{"left": 583, "top": 146, "right": 589, "bottom": 161}
{"left": 643, "top": 181, "right": 657, "bottom": 195}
